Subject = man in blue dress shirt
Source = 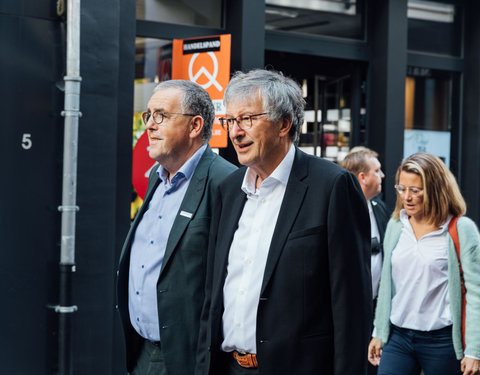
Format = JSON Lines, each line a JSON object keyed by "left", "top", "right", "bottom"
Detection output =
{"left": 117, "top": 80, "right": 236, "bottom": 375}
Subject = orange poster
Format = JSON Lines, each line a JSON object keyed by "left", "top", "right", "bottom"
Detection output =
{"left": 172, "top": 34, "right": 231, "bottom": 148}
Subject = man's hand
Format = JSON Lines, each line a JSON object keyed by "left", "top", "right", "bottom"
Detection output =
{"left": 368, "top": 338, "right": 383, "bottom": 366}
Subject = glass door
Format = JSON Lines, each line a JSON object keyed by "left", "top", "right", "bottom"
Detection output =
{"left": 299, "top": 67, "right": 366, "bottom": 163}
{"left": 404, "top": 67, "right": 455, "bottom": 167}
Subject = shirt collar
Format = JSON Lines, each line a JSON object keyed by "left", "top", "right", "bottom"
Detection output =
{"left": 157, "top": 144, "right": 207, "bottom": 184}
{"left": 399, "top": 209, "right": 452, "bottom": 233}
{"left": 241, "top": 144, "right": 295, "bottom": 195}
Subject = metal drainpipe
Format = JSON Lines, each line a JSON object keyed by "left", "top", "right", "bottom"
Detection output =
{"left": 56, "top": 0, "right": 81, "bottom": 373}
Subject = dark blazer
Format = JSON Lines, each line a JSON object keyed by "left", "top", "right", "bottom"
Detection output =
{"left": 371, "top": 197, "right": 389, "bottom": 244}
{"left": 197, "top": 148, "right": 372, "bottom": 375}
{"left": 117, "top": 146, "right": 236, "bottom": 375}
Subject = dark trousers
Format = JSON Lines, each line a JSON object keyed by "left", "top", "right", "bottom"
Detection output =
{"left": 214, "top": 351, "right": 260, "bottom": 375}
{"left": 378, "top": 325, "right": 461, "bottom": 375}
{"left": 131, "top": 340, "right": 167, "bottom": 375}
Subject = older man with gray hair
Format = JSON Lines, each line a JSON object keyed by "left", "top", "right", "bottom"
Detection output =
{"left": 196, "top": 69, "right": 372, "bottom": 375}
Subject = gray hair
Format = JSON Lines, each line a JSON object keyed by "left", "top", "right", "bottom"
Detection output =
{"left": 224, "top": 69, "right": 305, "bottom": 143}
{"left": 153, "top": 80, "right": 214, "bottom": 143}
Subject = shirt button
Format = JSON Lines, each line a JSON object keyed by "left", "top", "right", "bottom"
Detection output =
{"left": 150, "top": 240, "right": 154, "bottom": 244}
{"left": 136, "top": 291, "right": 139, "bottom": 295}
{"left": 141, "top": 265, "right": 145, "bottom": 269}
{"left": 158, "top": 215, "right": 162, "bottom": 219}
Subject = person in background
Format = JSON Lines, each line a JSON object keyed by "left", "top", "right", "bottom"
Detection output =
{"left": 341, "top": 147, "right": 389, "bottom": 375}
{"left": 368, "top": 152, "right": 480, "bottom": 375}
{"left": 196, "top": 69, "right": 372, "bottom": 375}
{"left": 117, "top": 79, "right": 236, "bottom": 375}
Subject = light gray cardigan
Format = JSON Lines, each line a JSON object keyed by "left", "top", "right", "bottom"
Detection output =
{"left": 373, "top": 216, "right": 480, "bottom": 359}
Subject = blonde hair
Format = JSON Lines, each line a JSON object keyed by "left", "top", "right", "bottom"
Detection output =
{"left": 392, "top": 152, "right": 466, "bottom": 226}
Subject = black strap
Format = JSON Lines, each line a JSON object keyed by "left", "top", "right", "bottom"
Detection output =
{"left": 371, "top": 237, "right": 382, "bottom": 254}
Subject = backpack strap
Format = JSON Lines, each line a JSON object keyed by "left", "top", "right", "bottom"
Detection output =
{"left": 448, "top": 216, "right": 466, "bottom": 350}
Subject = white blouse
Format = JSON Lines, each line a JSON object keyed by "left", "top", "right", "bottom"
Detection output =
{"left": 390, "top": 210, "right": 453, "bottom": 331}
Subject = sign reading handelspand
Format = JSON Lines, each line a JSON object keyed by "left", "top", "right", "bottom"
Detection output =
{"left": 182, "top": 37, "right": 221, "bottom": 54}
{"left": 172, "top": 34, "right": 231, "bottom": 148}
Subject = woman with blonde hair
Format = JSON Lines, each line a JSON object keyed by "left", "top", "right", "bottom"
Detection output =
{"left": 368, "top": 152, "right": 480, "bottom": 375}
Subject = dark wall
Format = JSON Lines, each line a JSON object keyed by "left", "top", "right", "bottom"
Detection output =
{"left": 0, "top": 0, "right": 135, "bottom": 373}
{"left": 73, "top": 0, "right": 134, "bottom": 373}
{"left": 462, "top": 0, "right": 480, "bottom": 224}
{"left": 367, "top": 0, "right": 408, "bottom": 211}
{"left": 0, "top": 2, "right": 64, "bottom": 373}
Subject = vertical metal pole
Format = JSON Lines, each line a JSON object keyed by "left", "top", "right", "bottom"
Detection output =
{"left": 57, "top": 0, "right": 81, "bottom": 373}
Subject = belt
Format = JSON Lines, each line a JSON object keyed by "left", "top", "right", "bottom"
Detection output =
{"left": 232, "top": 350, "right": 258, "bottom": 368}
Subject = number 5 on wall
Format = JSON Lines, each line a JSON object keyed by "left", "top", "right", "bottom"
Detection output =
{"left": 21, "top": 133, "right": 32, "bottom": 150}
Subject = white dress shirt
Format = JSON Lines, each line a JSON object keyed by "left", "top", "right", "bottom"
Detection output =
{"left": 221, "top": 144, "right": 295, "bottom": 354}
{"left": 390, "top": 210, "right": 453, "bottom": 331}
{"left": 369, "top": 201, "right": 383, "bottom": 299}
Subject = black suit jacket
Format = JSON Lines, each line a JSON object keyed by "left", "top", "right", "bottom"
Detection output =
{"left": 371, "top": 197, "right": 389, "bottom": 244}
{"left": 117, "top": 146, "right": 236, "bottom": 375}
{"left": 197, "top": 148, "right": 372, "bottom": 375}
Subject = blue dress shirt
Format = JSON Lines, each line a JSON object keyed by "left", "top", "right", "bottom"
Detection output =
{"left": 128, "top": 145, "right": 207, "bottom": 341}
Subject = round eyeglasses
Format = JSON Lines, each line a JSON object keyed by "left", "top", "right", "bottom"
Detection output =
{"left": 218, "top": 112, "right": 270, "bottom": 131}
{"left": 142, "top": 110, "right": 195, "bottom": 125}
{"left": 394, "top": 184, "right": 423, "bottom": 197}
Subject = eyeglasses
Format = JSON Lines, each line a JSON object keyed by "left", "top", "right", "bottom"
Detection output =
{"left": 218, "top": 112, "right": 270, "bottom": 131}
{"left": 142, "top": 110, "right": 195, "bottom": 125}
{"left": 394, "top": 184, "right": 423, "bottom": 197}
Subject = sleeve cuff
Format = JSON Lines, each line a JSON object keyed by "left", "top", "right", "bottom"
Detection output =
{"left": 465, "top": 354, "right": 480, "bottom": 360}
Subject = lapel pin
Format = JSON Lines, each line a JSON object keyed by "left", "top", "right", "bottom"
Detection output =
{"left": 179, "top": 210, "right": 193, "bottom": 219}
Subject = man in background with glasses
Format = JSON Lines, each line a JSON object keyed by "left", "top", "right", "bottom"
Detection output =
{"left": 196, "top": 69, "right": 372, "bottom": 375}
{"left": 341, "top": 147, "right": 390, "bottom": 375}
{"left": 117, "top": 80, "right": 236, "bottom": 375}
